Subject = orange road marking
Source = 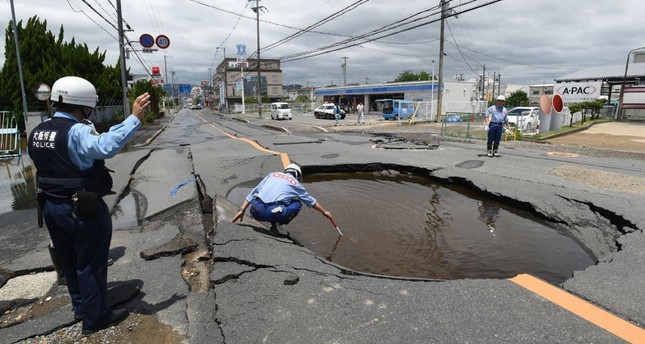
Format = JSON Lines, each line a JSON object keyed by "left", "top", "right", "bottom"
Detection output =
{"left": 510, "top": 274, "right": 645, "bottom": 343}
{"left": 197, "top": 113, "right": 291, "bottom": 168}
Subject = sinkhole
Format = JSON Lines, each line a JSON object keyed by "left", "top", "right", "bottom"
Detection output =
{"left": 229, "top": 171, "right": 594, "bottom": 285}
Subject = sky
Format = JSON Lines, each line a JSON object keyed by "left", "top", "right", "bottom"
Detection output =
{"left": 2, "top": 0, "right": 645, "bottom": 88}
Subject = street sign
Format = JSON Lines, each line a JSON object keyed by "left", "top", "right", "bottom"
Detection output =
{"left": 139, "top": 33, "right": 154, "bottom": 48}
{"left": 178, "top": 84, "right": 191, "bottom": 93}
{"left": 236, "top": 44, "right": 247, "bottom": 56}
{"left": 156, "top": 34, "right": 170, "bottom": 49}
{"left": 142, "top": 48, "right": 158, "bottom": 53}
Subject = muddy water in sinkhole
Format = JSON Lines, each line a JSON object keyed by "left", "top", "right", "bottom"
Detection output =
{"left": 229, "top": 172, "right": 595, "bottom": 284}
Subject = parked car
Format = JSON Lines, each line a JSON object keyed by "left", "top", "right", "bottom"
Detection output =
{"left": 314, "top": 104, "right": 346, "bottom": 119}
{"left": 190, "top": 103, "right": 203, "bottom": 110}
{"left": 507, "top": 106, "right": 538, "bottom": 131}
{"left": 270, "top": 102, "right": 293, "bottom": 120}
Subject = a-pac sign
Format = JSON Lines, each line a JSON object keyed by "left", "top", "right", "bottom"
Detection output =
{"left": 554, "top": 81, "right": 602, "bottom": 103}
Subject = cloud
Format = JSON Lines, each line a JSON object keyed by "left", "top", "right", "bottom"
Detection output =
{"left": 2, "top": 0, "right": 645, "bottom": 88}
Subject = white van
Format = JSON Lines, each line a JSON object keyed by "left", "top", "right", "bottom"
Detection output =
{"left": 270, "top": 102, "right": 292, "bottom": 120}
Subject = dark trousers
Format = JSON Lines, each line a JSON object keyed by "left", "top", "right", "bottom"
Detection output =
{"left": 250, "top": 198, "right": 302, "bottom": 225}
{"left": 487, "top": 123, "right": 503, "bottom": 151}
{"left": 43, "top": 197, "right": 112, "bottom": 331}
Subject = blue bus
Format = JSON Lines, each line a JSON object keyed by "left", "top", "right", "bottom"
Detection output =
{"left": 379, "top": 99, "right": 415, "bottom": 120}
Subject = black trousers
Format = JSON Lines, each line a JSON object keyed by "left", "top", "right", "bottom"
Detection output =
{"left": 43, "top": 196, "right": 112, "bottom": 332}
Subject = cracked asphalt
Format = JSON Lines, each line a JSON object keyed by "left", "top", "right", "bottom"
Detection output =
{"left": 1, "top": 110, "right": 644, "bottom": 343}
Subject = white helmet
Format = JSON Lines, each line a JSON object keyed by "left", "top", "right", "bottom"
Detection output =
{"left": 50, "top": 76, "right": 98, "bottom": 108}
{"left": 496, "top": 95, "right": 506, "bottom": 101}
{"left": 284, "top": 163, "right": 302, "bottom": 182}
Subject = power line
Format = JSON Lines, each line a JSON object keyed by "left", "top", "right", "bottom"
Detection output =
{"left": 209, "top": 1, "right": 251, "bottom": 69}
{"left": 79, "top": 0, "right": 118, "bottom": 31}
{"left": 73, "top": 0, "right": 159, "bottom": 80}
{"left": 262, "top": 0, "right": 370, "bottom": 52}
{"left": 188, "top": 0, "right": 350, "bottom": 38}
{"left": 278, "top": 3, "right": 447, "bottom": 61}
{"left": 92, "top": 0, "right": 118, "bottom": 24}
{"left": 446, "top": 20, "right": 478, "bottom": 75}
{"left": 278, "top": 0, "right": 502, "bottom": 62}
{"left": 66, "top": 0, "right": 118, "bottom": 40}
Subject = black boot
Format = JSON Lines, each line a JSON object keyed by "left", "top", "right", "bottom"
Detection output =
{"left": 493, "top": 142, "right": 500, "bottom": 156}
{"left": 48, "top": 244, "right": 66, "bottom": 285}
{"left": 486, "top": 144, "right": 493, "bottom": 157}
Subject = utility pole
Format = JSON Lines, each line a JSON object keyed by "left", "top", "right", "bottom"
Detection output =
{"left": 164, "top": 54, "right": 172, "bottom": 110}
{"left": 341, "top": 56, "right": 349, "bottom": 86}
{"left": 117, "top": 0, "right": 130, "bottom": 116}
{"left": 216, "top": 47, "right": 226, "bottom": 110}
{"left": 436, "top": 0, "right": 448, "bottom": 122}
{"left": 481, "top": 64, "right": 486, "bottom": 100}
{"left": 431, "top": 60, "right": 435, "bottom": 121}
{"left": 250, "top": 0, "right": 265, "bottom": 119}
{"left": 208, "top": 67, "right": 212, "bottom": 108}
{"left": 9, "top": 0, "right": 28, "bottom": 121}
{"left": 164, "top": 54, "right": 169, "bottom": 91}
{"left": 171, "top": 71, "right": 176, "bottom": 112}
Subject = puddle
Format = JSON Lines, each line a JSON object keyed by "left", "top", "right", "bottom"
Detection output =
{"left": 112, "top": 189, "right": 148, "bottom": 229}
{"left": 0, "top": 156, "right": 37, "bottom": 214}
{"left": 229, "top": 172, "right": 594, "bottom": 284}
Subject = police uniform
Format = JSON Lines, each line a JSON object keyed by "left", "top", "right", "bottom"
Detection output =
{"left": 245, "top": 172, "right": 317, "bottom": 226}
{"left": 28, "top": 111, "right": 141, "bottom": 332}
{"left": 485, "top": 104, "right": 508, "bottom": 155}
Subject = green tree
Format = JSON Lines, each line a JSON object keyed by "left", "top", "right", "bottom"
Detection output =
{"left": 505, "top": 90, "right": 529, "bottom": 108}
{"left": 394, "top": 70, "right": 431, "bottom": 82}
{"left": 568, "top": 103, "right": 583, "bottom": 126}
{"left": 129, "top": 79, "right": 166, "bottom": 123}
{"left": 0, "top": 16, "right": 122, "bottom": 127}
{"left": 295, "top": 94, "right": 310, "bottom": 102}
{"left": 587, "top": 99, "right": 606, "bottom": 120}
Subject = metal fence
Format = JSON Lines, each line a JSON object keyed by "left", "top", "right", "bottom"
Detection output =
{"left": 441, "top": 112, "right": 487, "bottom": 139}
{"left": 0, "top": 111, "right": 20, "bottom": 159}
{"left": 440, "top": 111, "right": 519, "bottom": 142}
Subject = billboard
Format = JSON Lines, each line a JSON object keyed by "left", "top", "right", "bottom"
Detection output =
{"left": 553, "top": 81, "right": 602, "bottom": 103}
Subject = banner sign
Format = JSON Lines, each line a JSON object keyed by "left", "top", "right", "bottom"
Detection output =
{"left": 553, "top": 81, "right": 602, "bottom": 103}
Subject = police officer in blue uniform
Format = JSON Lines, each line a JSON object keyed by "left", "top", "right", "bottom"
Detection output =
{"left": 28, "top": 76, "right": 151, "bottom": 335}
{"left": 484, "top": 95, "right": 511, "bottom": 157}
{"left": 231, "top": 163, "right": 333, "bottom": 231}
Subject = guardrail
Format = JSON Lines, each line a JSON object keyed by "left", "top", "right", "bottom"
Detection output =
{"left": 0, "top": 111, "right": 20, "bottom": 159}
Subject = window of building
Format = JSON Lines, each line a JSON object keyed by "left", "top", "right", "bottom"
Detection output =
{"left": 272, "top": 75, "right": 278, "bottom": 83}
{"left": 272, "top": 87, "right": 278, "bottom": 95}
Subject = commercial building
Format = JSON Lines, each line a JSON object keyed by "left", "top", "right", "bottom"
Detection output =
{"left": 555, "top": 56, "right": 645, "bottom": 119}
{"left": 212, "top": 58, "right": 284, "bottom": 111}
{"left": 313, "top": 80, "right": 493, "bottom": 118}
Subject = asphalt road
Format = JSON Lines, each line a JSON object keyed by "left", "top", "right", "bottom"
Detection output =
{"left": 1, "top": 108, "right": 643, "bottom": 343}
